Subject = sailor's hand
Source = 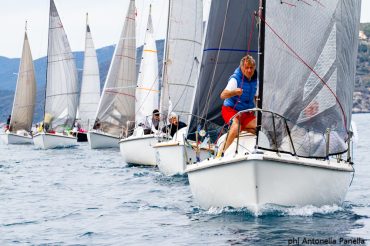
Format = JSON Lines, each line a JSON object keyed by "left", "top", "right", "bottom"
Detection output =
{"left": 234, "top": 88, "right": 243, "bottom": 96}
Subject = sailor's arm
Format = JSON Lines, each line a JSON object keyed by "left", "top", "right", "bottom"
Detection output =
{"left": 220, "top": 88, "right": 243, "bottom": 99}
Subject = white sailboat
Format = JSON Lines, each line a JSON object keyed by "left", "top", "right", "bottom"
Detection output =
{"left": 33, "top": 0, "right": 79, "bottom": 149}
{"left": 119, "top": 5, "right": 160, "bottom": 166}
{"left": 153, "top": 0, "right": 203, "bottom": 174}
{"left": 186, "top": 0, "right": 361, "bottom": 211}
{"left": 88, "top": 0, "right": 136, "bottom": 149}
{"left": 0, "top": 24, "right": 36, "bottom": 145}
{"left": 76, "top": 13, "right": 101, "bottom": 142}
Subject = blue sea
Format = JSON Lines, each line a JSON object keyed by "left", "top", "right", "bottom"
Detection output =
{"left": 0, "top": 114, "right": 369, "bottom": 245}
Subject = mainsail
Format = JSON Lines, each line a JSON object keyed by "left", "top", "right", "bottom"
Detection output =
{"left": 135, "top": 5, "right": 159, "bottom": 125}
{"left": 94, "top": 0, "right": 136, "bottom": 136}
{"left": 190, "top": 0, "right": 259, "bottom": 129}
{"left": 78, "top": 13, "right": 101, "bottom": 130}
{"left": 160, "top": 0, "right": 203, "bottom": 122}
{"left": 10, "top": 30, "right": 36, "bottom": 133}
{"left": 44, "top": 0, "right": 79, "bottom": 131}
{"left": 259, "top": 0, "right": 361, "bottom": 157}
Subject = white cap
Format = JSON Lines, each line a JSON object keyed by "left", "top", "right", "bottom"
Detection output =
{"left": 169, "top": 112, "right": 177, "bottom": 119}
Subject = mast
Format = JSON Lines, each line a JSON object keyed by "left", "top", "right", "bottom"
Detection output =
{"left": 43, "top": 0, "right": 53, "bottom": 128}
{"left": 159, "top": 0, "right": 171, "bottom": 117}
{"left": 256, "top": 0, "right": 265, "bottom": 145}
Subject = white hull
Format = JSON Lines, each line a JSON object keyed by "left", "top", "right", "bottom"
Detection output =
{"left": 119, "top": 134, "right": 157, "bottom": 166}
{"left": 33, "top": 132, "right": 77, "bottom": 149}
{"left": 0, "top": 132, "right": 33, "bottom": 145}
{"left": 87, "top": 131, "right": 119, "bottom": 149}
{"left": 186, "top": 134, "right": 353, "bottom": 211}
{"left": 155, "top": 142, "right": 211, "bottom": 176}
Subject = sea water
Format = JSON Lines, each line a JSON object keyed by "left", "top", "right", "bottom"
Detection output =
{"left": 0, "top": 114, "right": 369, "bottom": 245}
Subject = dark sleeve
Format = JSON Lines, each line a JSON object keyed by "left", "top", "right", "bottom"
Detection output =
{"left": 162, "top": 125, "right": 168, "bottom": 133}
{"left": 179, "top": 122, "right": 187, "bottom": 128}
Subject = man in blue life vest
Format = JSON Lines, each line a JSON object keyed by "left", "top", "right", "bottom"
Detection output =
{"left": 217, "top": 55, "right": 258, "bottom": 157}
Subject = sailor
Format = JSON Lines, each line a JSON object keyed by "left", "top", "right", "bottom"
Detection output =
{"left": 5, "top": 115, "right": 11, "bottom": 131}
{"left": 144, "top": 109, "right": 161, "bottom": 134}
{"left": 162, "top": 112, "right": 187, "bottom": 137}
{"left": 217, "top": 55, "right": 258, "bottom": 157}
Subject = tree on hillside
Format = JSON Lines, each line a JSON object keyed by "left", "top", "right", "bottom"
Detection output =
{"left": 362, "top": 23, "right": 370, "bottom": 38}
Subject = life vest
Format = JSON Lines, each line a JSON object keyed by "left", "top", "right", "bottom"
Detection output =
{"left": 223, "top": 67, "right": 258, "bottom": 111}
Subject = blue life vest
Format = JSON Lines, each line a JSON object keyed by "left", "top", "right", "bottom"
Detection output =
{"left": 223, "top": 67, "right": 258, "bottom": 111}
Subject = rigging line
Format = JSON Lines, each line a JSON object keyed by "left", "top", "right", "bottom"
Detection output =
{"left": 280, "top": 1, "right": 296, "bottom": 7}
{"left": 201, "top": 0, "right": 231, "bottom": 120}
{"left": 171, "top": 57, "right": 198, "bottom": 113}
{"left": 166, "top": 2, "right": 201, "bottom": 115}
{"left": 247, "top": 12, "right": 256, "bottom": 55}
{"left": 203, "top": 48, "right": 258, "bottom": 53}
{"left": 135, "top": 74, "right": 160, "bottom": 115}
{"left": 312, "top": 0, "right": 325, "bottom": 8}
{"left": 298, "top": 0, "right": 312, "bottom": 7}
{"left": 134, "top": 9, "right": 159, "bottom": 117}
{"left": 258, "top": 13, "right": 348, "bottom": 133}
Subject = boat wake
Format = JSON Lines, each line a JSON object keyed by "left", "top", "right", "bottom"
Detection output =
{"left": 199, "top": 204, "right": 348, "bottom": 217}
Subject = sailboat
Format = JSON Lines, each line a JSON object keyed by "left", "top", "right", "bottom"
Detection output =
{"left": 76, "top": 13, "right": 101, "bottom": 142}
{"left": 119, "top": 5, "right": 160, "bottom": 166}
{"left": 185, "top": 0, "right": 361, "bottom": 211}
{"left": 88, "top": 0, "right": 136, "bottom": 149}
{"left": 33, "top": 0, "right": 79, "bottom": 149}
{"left": 0, "top": 24, "right": 36, "bottom": 145}
{"left": 152, "top": 0, "right": 204, "bottom": 175}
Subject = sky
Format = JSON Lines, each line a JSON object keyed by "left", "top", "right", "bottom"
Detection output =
{"left": 0, "top": 0, "right": 368, "bottom": 59}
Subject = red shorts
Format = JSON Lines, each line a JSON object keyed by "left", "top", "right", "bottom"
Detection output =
{"left": 221, "top": 106, "right": 255, "bottom": 127}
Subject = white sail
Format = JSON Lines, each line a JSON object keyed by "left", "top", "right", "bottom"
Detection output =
{"left": 10, "top": 30, "right": 36, "bottom": 133}
{"left": 260, "top": 0, "right": 362, "bottom": 157}
{"left": 135, "top": 5, "right": 159, "bottom": 125}
{"left": 78, "top": 13, "right": 101, "bottom": 130}
{"left": 44, "top": 0, "right": 79, "bottom": 131}
{"left": 94, "top": 0, "right": 136, "bottom": 136}
{"left": 160, "top": 0, "right": 203, "bottom": 122}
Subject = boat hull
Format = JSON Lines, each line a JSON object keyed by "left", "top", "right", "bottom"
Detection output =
{"left": 33, "top": 132, "right": 77, "bottom": 149}
{"left": 87, "top": 131, "right": 119, "bottom": 149}
{"left": 155, "top": 142, "right": 211, "bottom": 176}
{"left": 0, "top": 132, "right": 33, "bottom": 145}
{"left": 186, "top": 153, "right": 353, "bottom": 211}
{"left": 119, "top": 135, "right": 157, "bottom": 166}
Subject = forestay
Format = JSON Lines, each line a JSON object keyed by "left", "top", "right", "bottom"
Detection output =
{"left": 45, "top": 0, "right": 79, "bottom": 131}
{"left": 160, "top": 0, "right": 203, "bottom": 122}
{"left": 78, "top": 13, "right": 101, "bottom": 130}
{"left": 94, "top": 0, "right": 136, "bottom": 136}
{"left": 135, "top": 6, "right": 159, "bottom": 125}
{"left": 259, "top": 0, "right": 361, "bottom": 158}
{"left": 10, "top": 31, "right": 36, "bottom": 133}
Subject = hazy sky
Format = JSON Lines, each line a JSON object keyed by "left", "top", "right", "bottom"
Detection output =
{"left": 0, "top": 0, "right": 368, "bottom": 59}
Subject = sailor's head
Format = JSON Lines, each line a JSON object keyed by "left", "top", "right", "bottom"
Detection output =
{"left": 240, "top": 55, "right": 256, "bottom": 80}
{"left": 152, "top": 109, "right": 160, "bottom": 120}
{"left": 169, "top": 112, "right": 178, "bottom": 124}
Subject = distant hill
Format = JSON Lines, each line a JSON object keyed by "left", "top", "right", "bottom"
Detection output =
{"left": 0, "top": 40, "right": 165, "bottom": 122}
{"left": 1, "top": 32, "right": 370, "bottom": 122}
{"left": 354, "top": 23, "right": 370, "bottom": 113}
